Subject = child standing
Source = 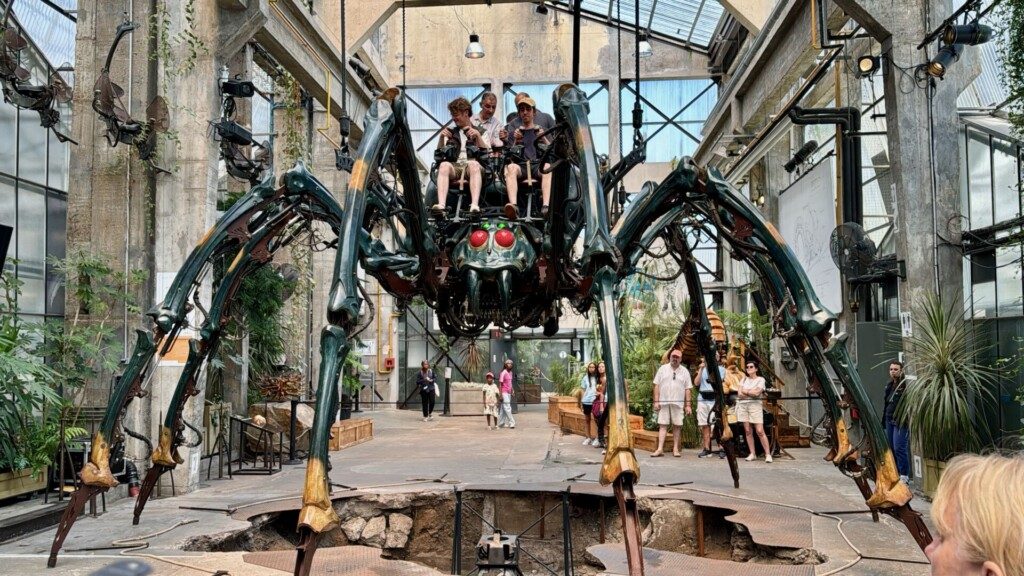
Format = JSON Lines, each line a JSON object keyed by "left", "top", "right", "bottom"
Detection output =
{"left": 482, "top": 372, "right": 500, "bottom": 430}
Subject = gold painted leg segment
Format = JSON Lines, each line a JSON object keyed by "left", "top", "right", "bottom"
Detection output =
{"left": 866, "top": 451, "right": 912, "bottom": 508}
{"left": 80, "top": 432, "right": 118, "bottom": 488}
{"left": 297, "top": 458, "right": 340, "bottom": 533}
{"left": 150, "top": 426, "right": 183, "bottom": 467}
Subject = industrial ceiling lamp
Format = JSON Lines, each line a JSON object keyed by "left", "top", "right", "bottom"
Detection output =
{"left": 926, "top": 43, "right": 963, "bottom": 78}
{"left": 465, "top": 33, "right": 485, "bottom": 59}
{"left": 638, "top": 31, "right": 653, "bottom": 58}
{"left": 535, "top": 1, "right": 549, "bottom": 15}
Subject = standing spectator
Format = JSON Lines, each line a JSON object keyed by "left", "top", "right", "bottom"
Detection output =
{"left": 651, "top": 349, "right": 692, "bottom": 457}
{"left": 884, "top": 360, "right": 911, "bottom": 484}
{"left": 580, "top": 362, "right": 599, "bottom": 445}
{"left": 482, "top": 372, "right": 500, "bottom": 430}
{"left": 737, "top": 361, "right": 772, "bottom": 462}
{"left": 926, "top": 452, "right": 1023, "bottom": 576}
{"left": 497, "top": 359, "right": 516, "bottom": 429}
{"left": 417, "top": 360, "right": 437, "bottom": 421}
{"left": 595, "top": 361, "right": 608, "bottom": 450}
{"left": 695, "top": 351, "right": 726, "bottom": 458}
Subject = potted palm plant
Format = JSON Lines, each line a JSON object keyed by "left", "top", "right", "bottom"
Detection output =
{"left": 896, "top": 293, "right": 998, "bottom": 496}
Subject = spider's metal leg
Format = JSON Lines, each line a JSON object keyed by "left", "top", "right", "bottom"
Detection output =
{"left": 674, "top": 238, "right": 740, "bottom": 488}
{"left": 137, "top": 209, "right": 300, "bottom": 525}
{"left": 593, "top": 267, "right": 644, "bottom": 576}
{"left": 699, "top": 165, "right": 927, "bottom": 547}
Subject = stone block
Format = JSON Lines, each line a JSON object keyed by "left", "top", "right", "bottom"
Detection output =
{"left": 361, "top": 515, "right": 387, "bottom": 547}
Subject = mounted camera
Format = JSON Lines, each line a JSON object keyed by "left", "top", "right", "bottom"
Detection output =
{"left": 220, "top": 78, "right": 255, "bottom": 98}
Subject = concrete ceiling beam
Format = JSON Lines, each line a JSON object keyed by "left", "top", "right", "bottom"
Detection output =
{"left": 253, "top": 0, "right": 375, "bottom": 138}
{"left": 718, "top": 0, "right": 772, "bottom": 35}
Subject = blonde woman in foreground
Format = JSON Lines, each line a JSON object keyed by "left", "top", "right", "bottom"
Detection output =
{"left": 926, "top": 452, "right": 1023, "bottom": 576}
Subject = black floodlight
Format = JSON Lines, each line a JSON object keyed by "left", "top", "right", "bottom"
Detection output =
{"left": 941, "top": 22, "right": 993, "bottom": 46}
{"left": 221, "top": 79, "right": 255, "bottom": 98}
{"left": 535, "top": 2, "right": 549, "bottom": 15}
{"left": 784, "top": 140, "right": 819, "bottom": 173}
{"left": 927, "top": 43, "right": 964, "bottom": 78}
{"left": 856, "top": 55, "right": 880, "bottom": 77}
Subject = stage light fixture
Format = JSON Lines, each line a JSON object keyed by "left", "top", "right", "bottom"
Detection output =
{"left": 638, "top": 31, "right": 653, "bottom": 58}
{"left": 465, "top": 33, "right": 485, "bottom": 59}
{"left": 941, "top": 22, "right": 992, "bottom": 46}
{"left": 535, "top": 1, "right": 549, "bottom": 15}
{"left": 221, "top": 79, "right": 255, "bottom": 98}
{"left": 784, "top": 140, "right": 819, "bottom": 173}
{"left": 927, "top": 43, "right": 963, "bottom": 78}
{"left": 856, "top": 55, "right": 880, "bottom": 78}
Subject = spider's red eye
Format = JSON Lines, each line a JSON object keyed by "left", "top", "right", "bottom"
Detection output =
{"left": 469, "top": 230, "right": 488, "bottom": 248}
{"left": 495, "top": 229, "right": 515, "bottom": 248}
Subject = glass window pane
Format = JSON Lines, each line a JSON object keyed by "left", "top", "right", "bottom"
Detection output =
{"left": 18, "top": 109, "right": 47, "bottom": 185}
{"left": 0, "top": 100, "right": 16, "bottom": 175}
{"left": 996, "top": 244, "right": 1023, "bottom": 317}
{"left": 46, "top": 192, "right": 66, "bottom": 315}
{"left": 967, "top": 129, "right": 992, "bottom": 229}
{"left": 17, "top": 182, "right": 45, "bottom": 314}
{"left": 992, "top": 138, "right": 1019, "bottom": 225}
{"left": 48, "top": 130, "right": 69, "bottom": 191}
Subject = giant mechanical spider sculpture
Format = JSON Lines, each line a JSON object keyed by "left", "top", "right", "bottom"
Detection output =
{"left": 48, "top": 85, "right": 931, "bottom": 575}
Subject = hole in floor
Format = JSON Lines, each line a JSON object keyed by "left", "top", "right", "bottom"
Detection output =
{"left": 183, "top": 489, "right": 826, "bottom": 573}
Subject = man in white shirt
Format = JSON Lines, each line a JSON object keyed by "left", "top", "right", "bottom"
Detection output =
{"left": 651, "top": 348, "right": 692, "bottom": 457}
{"left": 471, "top": 91, "right": 503, "bottom": 150}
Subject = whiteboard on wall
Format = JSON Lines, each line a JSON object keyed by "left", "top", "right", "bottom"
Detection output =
{"left": 777, "top": 158, "right": 841, "bottom": 314}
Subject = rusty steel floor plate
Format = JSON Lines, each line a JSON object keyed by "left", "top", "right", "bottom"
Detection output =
{"left": 242, "top": 545, "right": 445, "bottom": 575}
{"left": 588, "top": 544, "right": 817, "bottom": 576}
{"left": 658, "top": 490, "right": 814, "bottom": 550}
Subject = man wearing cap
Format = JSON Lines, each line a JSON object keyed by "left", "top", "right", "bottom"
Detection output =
{"left": 512, "top": 92, "right": 555, "bottom": 130}
{"left": 501, "top": 96, "right": 552, "bottom": 220}
{"left": 651, "top": 349, "right": 692, "bottom": 457}
{"left": 497, "top": 359, "right": 516, "bottom": 428}
{"left": 432, "top": 96, "right": 492, "bottom": 218}
{"left": 482, "top": 371, "right": 500, "bottom": 430}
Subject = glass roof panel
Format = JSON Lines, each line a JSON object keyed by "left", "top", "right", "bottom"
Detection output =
{"left": 12, "top": 0, "right": 77, "bottom": 70}
{"left": 552, "top": 0, "right": 726, "bottom": 50}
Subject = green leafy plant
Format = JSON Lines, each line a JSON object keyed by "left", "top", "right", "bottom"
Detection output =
{"left": 998, "top": 0, "right": 1024, "bottom": 136}
{"left": 548, "top": 357, "right": 582, "bottom": 396}
{"left": 35, "top": 251, "right": 146, "bottom": 404}
{"left": 895, "top": 293, "right": 998, "bottom": 461}
{"left": 718, "top": 308, "right": 773, "bottom": 363}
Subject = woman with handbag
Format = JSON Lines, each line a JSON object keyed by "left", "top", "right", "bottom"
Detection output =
{"left": 417, "top": 360, "right": 438, "bottom": 421}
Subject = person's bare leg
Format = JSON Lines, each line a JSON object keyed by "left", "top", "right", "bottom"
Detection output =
{"left": 468, "top": 161, "right": 482, "bottom": 210}
{"left": 756, "top": 423, "right": 772, "bottom": 457}
{"left": 436, "top": 162, "right": 454, "bottom": 208}
{"left": 672, "top": 426, "right": 682, "bottom": 456}
{"left": 541, "top": 165, "right": 552, "bottom": 208}
{"left": 744, "top": 422, "right": 756, "bottom": 457}
{"left": 653, "top": 424, "right": 667, "bottom": 456}
{"left": 504, "top": 164, "right": 520, "bottom": 207}
{"left": 701, "top": 425, "right": 712, "bottom": 451}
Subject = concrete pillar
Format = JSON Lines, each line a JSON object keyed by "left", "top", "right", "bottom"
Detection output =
{"left": 149, "top": 0, "right": 223, "bottom": 493}
{"left": 833, "top": 0, "right": 964, "bottom": 310}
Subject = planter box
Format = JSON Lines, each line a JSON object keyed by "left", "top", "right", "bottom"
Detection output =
{"left": 632, "top": 430, "right": 659, "bottom": 452}
{"left": 559, "top": 409, "right": 645, "bottom": 438}
{"left": 329, "top": 418, "right": 373, "bottom": 451}
{"left": 0, "top": 467, "right": 47, "bottom": 499}
{"left": 548, "top": 396, "right": 578, "bottom": 425}
{"left": 922, "top": 458, "right": 947, "bottom": 498}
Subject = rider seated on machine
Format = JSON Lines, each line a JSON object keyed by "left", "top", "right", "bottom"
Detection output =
{"left": 500, "top": 96, "right": 551, "bottom": 220}
{"left": 431, "top": 96, "right": 492, "bottom": 218}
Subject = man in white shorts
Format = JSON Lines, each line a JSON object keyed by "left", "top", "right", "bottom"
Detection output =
{"left": 695, "top": 350, "right": 727, "bottom": 458}
{"left": 651, "top": 348, "right": 692, "bottom": 457}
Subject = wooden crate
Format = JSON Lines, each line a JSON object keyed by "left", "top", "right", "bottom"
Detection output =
{"left": 329, "top": 418, "right": 373, "bottom": 451}
{"left": 0, "top": 467, "right": 46, "bottom": 500}
{"left": 559, "top": 409, "right": 645, "bottom": 438}
{"left": 632, "top": 430, "right": 659, "bottom": 452}
{"left": 547, "top": 396, "right": 578, "bottom": 425}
